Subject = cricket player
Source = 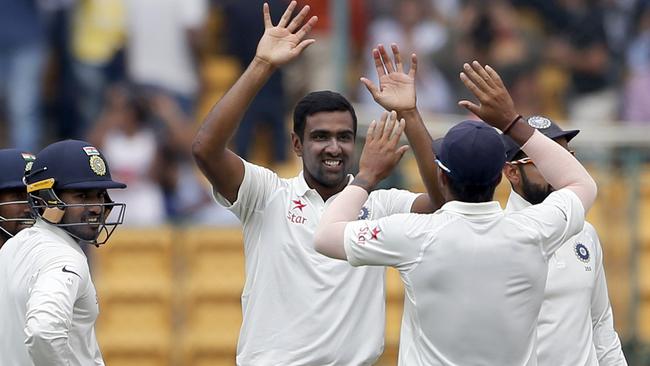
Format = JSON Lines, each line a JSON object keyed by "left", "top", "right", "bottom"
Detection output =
{"left": 315, "top": 61, "right": 598, "bottom": 365}
{"left": 502, "top": 117, "right": 627, "bottom": 365}
{"left": 0, "top": 148, "right": 35, "bottom": 249}
{"left": 0, "top": 140, "right": 126, "bottom": 365}
{"left": 191, "top": 2, "right": 440, "bottom": 364}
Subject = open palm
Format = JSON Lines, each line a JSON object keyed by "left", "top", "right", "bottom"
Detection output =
{"left": 256, "top": 2, "right": 318, "bottom": 67}
{"left": 361, "top": 44, "right": 417, "bottom": 112}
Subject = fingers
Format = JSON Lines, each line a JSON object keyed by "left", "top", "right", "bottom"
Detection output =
{"left": 295, "top": 15, "right": 318, "bottom": 40}
{"left": 286, "top": 5, "right": 311, "bottom": 33}
{"left": 391, "top": 44, "right": 404, "bottom": 73}
{"left": 295, "top": 38, "right": 316, "bottom": 54}
{"left": 459, "top": 71, "right": 488, "bottom": 101}
{"left": 381, "top": 111, "right": 398, "bottom": 142}
{"left": 408, "top": 53, "right": 418, "bottom": 78}
{"left": 388, "top": 118, "right": 406, "bottom": 147}
{"left": 378, "top": 44, "right": 395, "bottom": 73}
{"left": 366, "top": 119, "right": 377, "bottom": 142}
{"left": 458, "top": 100, "right": 481, "bottom": 115}
{"left": 462, "top": 62, "right": 491, "bottom": 94}
{"left": 375, "top": 111, "right": 388, "bottom": 140}
{"left": 485, "top": 64, "right": 505, "bottom": 89}
{"left": 277, "top": 1, "right": 297, "bottom": 28}
{"left": 360, "top": 77, "right": 379, "bottom": 98}
{"left": 263, "top": 3, "right": 272, "bottom": 28}
{"left": 471, "top": 60, "right": 497, "bottom": 89}
{"left": 396, "top": 145, "right": 410, "bottom": 159}
{"left": 372, "top": 48, "right": 386, "bottom": 78}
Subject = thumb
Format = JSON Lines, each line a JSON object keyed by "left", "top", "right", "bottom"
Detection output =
{"left": 396, "top": 145, "right": 410, "bottom": 159}
{"left": 360, "top": 77, "right": 380, "bottom": 98}
{"left": 458, "top": 100, "right": 480, "bottom": 116}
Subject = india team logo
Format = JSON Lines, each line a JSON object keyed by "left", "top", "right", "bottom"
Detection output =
{"left": 527, "top": 116, "right": 552, "bottom": 129}
{"left": 357, "top": 206, "right": 371, "bottom": 220}
{"left": 89, "top": 156, "right": 107, "bottom": 176}
{"left": 574, "top": 243, "right": 590, "bottom": 263}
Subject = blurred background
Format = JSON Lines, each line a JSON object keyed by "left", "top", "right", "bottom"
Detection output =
{"left": 1, "top": 0, "right": 649, "bottom": 365}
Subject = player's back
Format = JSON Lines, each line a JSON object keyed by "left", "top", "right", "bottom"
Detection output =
{"left": 392, "top": 190, "right": 584, "bottom": 365}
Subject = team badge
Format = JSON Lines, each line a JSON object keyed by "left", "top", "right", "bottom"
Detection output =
{"left": 22, "top": 153, "right": 35, "bottom": 172}
{"left": 574, "top": 243, "right": 590, "bottom": 263}
{"left": 357, "top": 206, "right": 370, "bottom": 220}
{"left": 89, "top": 155, "right": 107, "bottom": 176}
{"left": 527, "top": 116, "right": 552, "bottom": 129}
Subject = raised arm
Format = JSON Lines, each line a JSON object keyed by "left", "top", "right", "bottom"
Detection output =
{"left": 315, "top": 111, "right": 409, "bottom": 259}
{"left": 361, "top": 43, "right": 443, "bottom": 213}
{"left": 192, "top": 1, "right": 317, "bottom": 203}
{"left": 458, "top": 61, "right": 597, "bottom": 210}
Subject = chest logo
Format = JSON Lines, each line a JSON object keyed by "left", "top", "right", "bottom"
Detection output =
{"left": 357, "top": 206, "right": 371, "bottom": 220}
{"left": 574, "top": 243, "right": 590, "bottom": 263}
{"left": 288, "top": 199, "right": 308, "bottom": 224}
{"left": 292, "top": 199, "right": 307, "bottom": 212}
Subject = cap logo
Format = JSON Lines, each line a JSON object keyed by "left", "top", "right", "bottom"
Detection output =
{"left": 90, "top": 156, "right": 107, "bottom": 176}
{"left": 527, "top": 116, "right": 551, "bottom": 129}
{"left": 83, "top": 146, "right": 100, "bottom": 156}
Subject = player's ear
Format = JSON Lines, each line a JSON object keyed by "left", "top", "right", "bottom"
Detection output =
{"left": 502, "top": 163, "right": 520, "bottom": 185}
{"left": 291, "top": 131, "right": 303, "bottom": 157}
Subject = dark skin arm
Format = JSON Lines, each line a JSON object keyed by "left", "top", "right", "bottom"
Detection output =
{"left": 360, "top": 43, "right": 442, "bottom": 213}
{"left": 192, "top": 2, "right": 317, "bottom": 203}
{"left": 458, "top": 61, "right": 534, "bottom": 143}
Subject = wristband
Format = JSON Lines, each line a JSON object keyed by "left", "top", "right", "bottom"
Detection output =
{"left": 502, "top": 115, "right": 523, "bottom": 135}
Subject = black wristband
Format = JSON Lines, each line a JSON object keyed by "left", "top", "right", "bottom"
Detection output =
{"left": 502, "top": 115, "right": 523, "bottom": 135}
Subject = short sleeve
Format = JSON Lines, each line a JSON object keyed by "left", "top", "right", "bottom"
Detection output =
{"left": 212, "top": 159, "right": 282, "bottom": 223}
{"left": 516, "top": 189, "right": 585, "bottom": 258}
{"left": 369, "top": 188, "right": 420, "bottom": 216}
{"left": 343, "top": 213, "right": 429, "bottom": 271}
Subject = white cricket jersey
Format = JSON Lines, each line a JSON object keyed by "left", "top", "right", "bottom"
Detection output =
{"left": 0, "top": 219, "right": 104, "bottom": 366}
{"left": 343, "top": 189, "right": 585, "bottom": 366}
{"left": 506, "top": 190, "right": 627, "bottom": 366}
{"left": 213, "top": 160, "right": 418, "bottom": 366}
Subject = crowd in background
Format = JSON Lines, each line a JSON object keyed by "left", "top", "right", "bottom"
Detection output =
{"left": 1, "top": 0, "right": 649, "bottom": 227}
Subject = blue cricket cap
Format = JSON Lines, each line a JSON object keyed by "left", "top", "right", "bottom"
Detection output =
{"left": 432, "top": 120, "right": 506, "bottom": 185}
{"left": 501, "top": 116, "right": 579, "bottom": 161}
{"left": 25, "top": 140, "right": 126, "bottom": 192}
{"left": 0, "top": 149, "right": 34, "bottom": 190}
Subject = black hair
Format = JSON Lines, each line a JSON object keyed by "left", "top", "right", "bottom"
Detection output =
{"left": 446, "top": 174, "right": 500, "bottom": 203}
{"left": 511, "top": 149, "right": 527, "bottom": 161}
{"left": 292, "top": 91, "right": 357, "bottom": 142}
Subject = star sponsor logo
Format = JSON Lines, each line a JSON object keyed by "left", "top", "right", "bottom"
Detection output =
{"left": 287, "top": 198, "right": 308, "bottom": 224}
{"left": 356, "top": 224, "right": 381, "bottom": 244}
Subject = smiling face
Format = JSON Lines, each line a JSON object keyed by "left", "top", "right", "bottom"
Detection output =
{"left": 0, "top": 189, "right": 32, "bottom": 243}
{"left": 292, "top": 110, "right": 356, "bottom": 199}
{"left": 58, "top": 189, "right": 110, "bottom": 242}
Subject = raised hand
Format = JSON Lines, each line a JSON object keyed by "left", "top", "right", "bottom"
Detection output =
{"left": 255, "top": 1, "right": 318, "bottom": 67}
{"left": 361, "top": 44, "right": 417, "bottom": 113}
{"left": 458, "top": 61, "right": 519, "bottom": 131}
{"left": 354, "top": 111, "right": 410, "bottom": 190}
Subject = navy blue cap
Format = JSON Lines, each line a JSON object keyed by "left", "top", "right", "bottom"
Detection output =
{"left": 432, "top": 120, "right": 506, "bottom": 185}
{"left": 25, "top": 140, "right": 126, "bottom": 192}
{"left": 502, "top": 116, "right": 579, "bottom": 161}
{"left": 0, "top": 149, "right": 34, "bottom": 190}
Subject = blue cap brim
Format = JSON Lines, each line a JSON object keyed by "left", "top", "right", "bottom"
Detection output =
{"left": 0, "top": 181, "right": 26, "bottom": 190}
{"left": 58, "top": 180, "right": 127, "bottom": 190}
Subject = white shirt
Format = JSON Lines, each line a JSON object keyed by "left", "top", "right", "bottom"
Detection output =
{"left": 343, "top": 189, "right": 585, "bottom": 366}
{"left": 506, "top": 190, "right": 627, "bottom": 366}
{"left": 0, "top": 219, "right": 104, "bottom": 366}
{"left": 213, "top": 160, "right": 418, "bottom": 366}
{"left": 125, "top": 0, "right": 207, "bottom": 95}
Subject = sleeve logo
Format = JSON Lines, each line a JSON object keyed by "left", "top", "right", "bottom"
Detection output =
{"left": 356, "top": 225, "right": 381, "bottom": 244}
{"left": 574, "top": 243, "right": 590, "bottom": 263}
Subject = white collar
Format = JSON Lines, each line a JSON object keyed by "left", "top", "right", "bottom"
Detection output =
{"left": 504, "top": 189, "right": 532, "bottom": 212}
{"left": 439, "top": 200, "right": 503, "bottom": 216}
{"left": 33, "top": 218, "right": 84, "bottom": 255}
{"left": 293, "top": 171, "right": 354, "bottom": 198}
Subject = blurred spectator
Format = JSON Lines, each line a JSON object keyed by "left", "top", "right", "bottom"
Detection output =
{"left": 123, "top": 0, "right": 208, "bottom": 115}
{"left": 0, "top": 0, "right": 47, "bottom": 151}
{"left": 71, "top": 0, "right": 126, "bottom": 137}
{"left": 360, "top": 0, "right": 453, "bottom": 114}
{"left": 88, "top": 85, "right": 167, "bottom": 226}
{"left": 623, "top": 1, "right": 650, "bottom": 123}
{"left": 285, "top": 0, "right": 367, "bottom": 102}
{"left": 546, "top": 0, "right": 617, "bottom": 123}
{"left": 222, "top": 0, "right": 288, "bottom": 163}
